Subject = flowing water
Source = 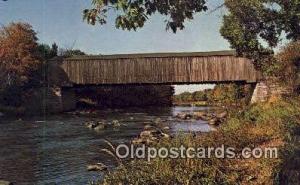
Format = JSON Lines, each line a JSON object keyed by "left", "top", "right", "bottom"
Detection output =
{"left": 0, "top": 106, "right": 213, "bottom": 185}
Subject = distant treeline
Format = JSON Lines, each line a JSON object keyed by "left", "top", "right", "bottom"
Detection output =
{"left": 173, "top": 83, "right": 254, "bottom": 105}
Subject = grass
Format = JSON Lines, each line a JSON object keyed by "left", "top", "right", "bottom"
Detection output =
{"left": 98, "top": 96, "right": 300, "bottom": 185}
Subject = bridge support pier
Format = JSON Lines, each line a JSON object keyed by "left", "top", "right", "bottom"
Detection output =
{"left": 250, "top": 82, "right": 269, "bottom": 103}
{"left": 251, "top": 78, "right": 293, "bottom": 104}
{"left": 22, "top": 87, "right": 76, "bottom": 115}
{"left": 61, "top": 88, "right": 77, "bottom": 111}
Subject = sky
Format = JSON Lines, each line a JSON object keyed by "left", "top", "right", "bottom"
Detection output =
{"left": 0, "top": 0, "right": 230, "bottom": 94}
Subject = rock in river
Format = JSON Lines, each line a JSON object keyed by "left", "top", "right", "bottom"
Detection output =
{"left": 0, "top": 180, "right": 13, "bottom": 185}
{"left": 112, "top": 120, "right": 121, "bottom": 127}
{"left": 132, "top": 138, "right": 145, "bottom": 145}
{"left": 85, "top": 121, "right": 98, "bottom": 129}
{"left": 132, "top": 125, "right": 171, "bottom": 145}
{"left": 140, "top": 130, "right": 161, "bottom": 139}
{"left": 162, "top": 126, "right": 170, "bottom": 131}
{"left": 161, "top": 132, "right": 171, "bottom": 139}
{"left": 193, "top": 111, "right": 209, "bottom": 121}
{"left": 208, "top": 118, "right": 216, "bottom": 125}
{"left": 94, "top": 123, "right": 107, "bottom": 131}
{"left": 153, "top": 118, "right": 161, "bottom": 124}
{"left": 216, "top": 111, "right": 227, "bottom": 119}
{"left": 208, "top": 118, "right": 221, "bottom": 125}
{"left": 87, "top": 163, "right": 108, "bottom": 172}
{"left": 176, "top": 113, "right": 193, "bottom": 120}
{"left": 144, "top": 124, "right": 156, "bottom": 130}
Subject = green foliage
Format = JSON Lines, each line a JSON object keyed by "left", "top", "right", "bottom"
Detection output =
{"left": 174, "top": 84, "right": 252, "bottom": 106}
{"left": 84, "top": 0, "right": 207, "bottom": 32}
{"left": 208, "top": 84, "right": 239, "bottom": 104}
{"left": 37, "top": 42, "right": 58, "bottom": 60}
{"left": 174, "top": 91, "right": 194, "bottom": 102}
{"left": 192, "top": 90, "right": 208, "bottom": 101}
{"left": 276, "top": 40, "right": 300, "bottom": 91}
{"left": 60, "top": 49, "right": 86, "bottom": 57}
{"left": 220, "top": 0, "right": 300, "bottom": 74}
{"left": 100, "top": 97, "right": 300, "bottom": 184}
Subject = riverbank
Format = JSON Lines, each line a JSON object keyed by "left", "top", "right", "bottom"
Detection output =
{"left": 173, "top": 101, "right": 208, "bottom": 107}
{"left": 99, "top": 96, "right": 300, "bottom": 184}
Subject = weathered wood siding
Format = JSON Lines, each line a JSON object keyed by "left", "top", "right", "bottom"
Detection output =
{"left": 55, "top": 51, "right": 261, "bottom": 85}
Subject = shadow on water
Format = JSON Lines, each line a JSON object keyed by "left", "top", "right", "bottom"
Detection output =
{"left": 0, "top": 106, "right": 212, "bottom": 185}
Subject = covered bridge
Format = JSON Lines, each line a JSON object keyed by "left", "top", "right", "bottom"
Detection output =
{"left": 49, "top": 50, "right": 261, "bottom": 86}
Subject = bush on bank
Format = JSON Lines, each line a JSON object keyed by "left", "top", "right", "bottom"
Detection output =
{"left": 173, "top": 83, "right": 253, "bottom": 107}
{"left": 99, "top": 96, "right": 300, "bottom": 185}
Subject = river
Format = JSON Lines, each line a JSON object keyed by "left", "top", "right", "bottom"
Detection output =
{"left": 0, "top": 106, "right": 213, "bottom": 185}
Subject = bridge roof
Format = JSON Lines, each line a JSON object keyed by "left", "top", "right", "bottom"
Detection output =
{"left": 65, "top": 50, "right": 236, "bottom": 60}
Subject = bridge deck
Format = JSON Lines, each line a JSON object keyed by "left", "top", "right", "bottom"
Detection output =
{"left": 49, "top": 50, "right": 261, "bottom": 86}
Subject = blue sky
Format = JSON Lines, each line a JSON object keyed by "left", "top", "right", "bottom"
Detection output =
{"left": 0, "top": 0, "right": 229, "bottom": 93}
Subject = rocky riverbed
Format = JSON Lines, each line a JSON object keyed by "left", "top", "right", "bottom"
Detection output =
{"left": 0, "top": 106, "right": 214, "bottom": 184}
{"left": 175, "top": 110, "right": 228, "bottom": 125}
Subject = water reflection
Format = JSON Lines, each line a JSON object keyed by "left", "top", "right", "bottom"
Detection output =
{"left": 0, "top": 106, "right": 212, "bottom": 185}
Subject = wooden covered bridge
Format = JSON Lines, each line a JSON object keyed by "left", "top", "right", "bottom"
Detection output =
{"left": 49, "top": 50, "right": 261, "bottom": 86}
{"left": 45, "top": 50, "right": 267, "bottom": 111}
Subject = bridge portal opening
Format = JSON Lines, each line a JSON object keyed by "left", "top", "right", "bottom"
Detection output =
{"left": 62, "top": 83, "right": 255, "bottom": 110}
{"left": 74, "top": 85, "right": 174, "bottom": 109}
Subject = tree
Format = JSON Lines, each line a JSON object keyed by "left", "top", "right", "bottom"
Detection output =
{"left": 220, "top": 0, "right": 300, "bottom": 74}
{"left": 276, "top": 40, "right": 300, "bottom": 91}
{"left": 0, "top": 22, "right": 40, "bottom": 88}
{"left": 38, "top": 42, "right": 58, "bottom": 60}
{"left": 192, "top": 91, "right": 207, "bottom": 101}
{"left": 50, "top": 43, "right": 58, "bottom": 58}
{"left": 59, "top": 49, "right": 86, "bottom": 57}
{"left": 83, "top": 0, "right": 207, "bottom": 32}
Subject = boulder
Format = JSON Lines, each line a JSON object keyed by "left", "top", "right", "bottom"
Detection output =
{"left": 193, "top": 111, "right": 212, "bottom": 121}
{"left": 193, "top": 111, "right": 206, "bottom": 118}
{"left": 176, "top": 113, "right": 193, "bottom": 120}
{"left": 146, "top": 138, "right": 157, "bottom": 145}
{"left": 112, "top": 120, "right": 121, "bottom": 127}
{"left": 144, "top": 124, "right": 156, "bottom": 130}
{"left": 199, "top": 115, "right": 210, "bottom": 121}
{"left": 133, "top": 123, "right": 172, "bottom": 145}
{"left": 208, "top": 118, "right": 218, "bottom": 125}
{"left": 87, "top": 163, "right": 108, "bottom": 171}
{"left": 153, "top": 118, "right": 161, "bottom": 124}
{"left": 161, "top": 132, "right": 171, "bottom": 139}
{"left": 140, "top": 130, "right": 161, "bottom": 138}
{"left": 0, "top": 181, "right": 13, "bottom": 185}
{"left": 94, "top": 124, "right": 106, "bottom": 131}
{"left": 162, "top": 126, "right": 170, "bottom": 131}
{"left": 0, "top": 112, "right": 4, "bottom": 117}
{"left": 185, "top": 114, "right": 193, "bottom": 120}
{"left": 85, "top": 121, "right": 99, "bottom": 129}
{"left": 132, "top": 138, "right": 145, "bottom": 144}
{"left": 216, "top": 111, "right": 227, "bottom": 119}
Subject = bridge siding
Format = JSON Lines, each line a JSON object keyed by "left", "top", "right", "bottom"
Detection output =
{"left": 57, "top": 53, "right": 260, "bottom": 85}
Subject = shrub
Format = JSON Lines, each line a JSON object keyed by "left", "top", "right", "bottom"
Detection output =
{"left": 276, "top": 40, "right": 300, "bottom": 91}
{"left": 99, "top": 96, "right": 300, "bottom": 185}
